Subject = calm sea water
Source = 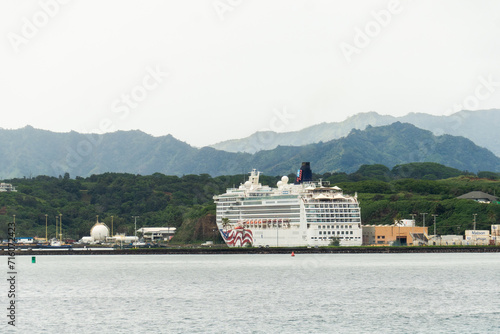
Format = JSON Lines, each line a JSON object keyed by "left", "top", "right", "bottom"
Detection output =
{"left": 3, "top": 253, "right": 500, "bottom": 333}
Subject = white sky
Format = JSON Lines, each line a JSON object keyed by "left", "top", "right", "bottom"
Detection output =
{"left": 1, "top": 0, "right": 500, "bottom": 147}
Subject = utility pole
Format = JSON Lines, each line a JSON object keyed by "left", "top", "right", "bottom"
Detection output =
{"left": 432, "top": 214, "right": 438, "bottom": 236}
{"left": 133, "top": 216, "right": 139, "bottom": 247}
{"left": 421, "top": 213, "right": 427, "bottom": 230}
{"left": 59, "top": 214, "right": 62, "bottom": 242}
{"left": 473, "top": 213, "right": 477, "bottom": 231}
{"left": 55, "top": 216, "right": 59, "bottom": 241}
{"left": 410, "top": 213, "right": 416, "bottom": 234}
{"left": 111, "top": 216, "right": 114, "bottom": 237}
{"left": 45, "top": 214, "right": 48, "bottom": 242}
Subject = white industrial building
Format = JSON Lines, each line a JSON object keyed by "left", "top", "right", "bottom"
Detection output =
{"left": 79, "top": 221, "right": 110, "bottom": 244}
{"left": 428, "top": 225, "right": 500, "bottom": 246}
{"left": 0, "top": 183, "right": 17, "bottom": 192}
{"left": 79, "top": 217, "right": 147, "bottom": 245}
{"left": 136, "top": 227, "right": 176, "bottom": 242}
{"left": 427, "top": 235, "right": 464, "bottom": 246}
{"left": 91, "top": 222, "right": 110, "bottom": 241}
{"left": 106, "top": 234, "right": 138, "bottom": 244}
{"left": 395, "top": 219, "right": 416, "bottom": 227}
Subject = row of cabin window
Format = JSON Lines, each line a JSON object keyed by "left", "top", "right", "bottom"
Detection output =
{"left": 318, "top": 224, "right": 354, "bottom": 229}
{"left": 315, "top": 219, "right": 360, "bottom": 223}
{"left": 311, "top": 236, "right": 360, "bottom": 240}
{"left": 310, "top": 213, "right": 360, "bottom": 217}
{"left": 319, "top": 230, "right": 354, "bottom": 235}
{"left": 307, "top": 204, "right": 357, "bottom": 208}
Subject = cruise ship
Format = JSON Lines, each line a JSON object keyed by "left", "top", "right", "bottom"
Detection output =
{"left": 214, "top": 162, "right": 362, "bottom": 247}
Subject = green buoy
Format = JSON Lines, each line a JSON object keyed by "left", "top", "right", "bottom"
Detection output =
{"left": 32, "top": 256, "right": 36, "bottom": 264}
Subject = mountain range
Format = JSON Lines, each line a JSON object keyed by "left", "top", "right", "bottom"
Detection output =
{"left": 210, "top": 110, "right": 500, "bottom": 157}
{"left": 1, "top": 122, "right": 499, "bottom": 179}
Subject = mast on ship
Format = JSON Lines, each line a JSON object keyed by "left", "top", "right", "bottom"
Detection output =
{"left": 248, "top": 169, "right": 261, "bottom": 187}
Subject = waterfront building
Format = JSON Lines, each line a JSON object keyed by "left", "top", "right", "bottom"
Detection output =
{"left": 136, "top": 227, "right": 176, "bottom": 242}
{"left": 362, "top": 221, "right": 428, "bottom": 246}
{"left": 427, "top": 235, "right": 464, "bottom": 246}
{"left": 106, "top": 234, "right": 138, "bottom": 244}
{"left": 15, "top": 237, "right": 35, "bottom": 244}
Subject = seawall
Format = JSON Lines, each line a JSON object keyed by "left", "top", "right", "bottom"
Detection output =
{"left": 4, "top": 246, "right": 500, "bottom": 256}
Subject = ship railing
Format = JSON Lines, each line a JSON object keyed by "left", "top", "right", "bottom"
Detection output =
{"left": 302, "top": 180, "right": 331, "bottom": 187}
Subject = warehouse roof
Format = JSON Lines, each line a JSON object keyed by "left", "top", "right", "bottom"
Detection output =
{"left": 457, "top": 191, "right": 498, "bottom": 202}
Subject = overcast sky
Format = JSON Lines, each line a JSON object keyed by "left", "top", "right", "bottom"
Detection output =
{"left": 1, "top": 0, "right": 500, "bottom": 147}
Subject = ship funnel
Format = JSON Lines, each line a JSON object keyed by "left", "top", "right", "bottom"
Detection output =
{"left": 295, "top": 162, "right": 312, "bottom": 184}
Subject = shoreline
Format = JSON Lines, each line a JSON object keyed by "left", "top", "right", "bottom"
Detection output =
{"left": 4, "top": 245, "right": 500, "bottom": 255}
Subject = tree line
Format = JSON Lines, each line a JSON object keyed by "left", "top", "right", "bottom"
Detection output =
{"left": 0, "top": 162, "right": 498, "bottom": 242}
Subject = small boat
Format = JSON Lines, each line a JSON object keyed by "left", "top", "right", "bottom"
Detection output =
{"left": 37, "top": 238, "right": 72, "bottom": 249}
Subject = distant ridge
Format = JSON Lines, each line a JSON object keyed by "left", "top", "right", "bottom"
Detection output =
{"left": 0, "top": 126, "right": 247, "bottom": 179}
{"left": 210, "top": 110, "right": 500, "bottom": 157}
{"left": 0, "top": 123, "right": 499, "bottom": 179}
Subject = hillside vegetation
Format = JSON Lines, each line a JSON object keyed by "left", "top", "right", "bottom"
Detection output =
{"left": 1, "top": 162, "right": 499, "bottom": 243}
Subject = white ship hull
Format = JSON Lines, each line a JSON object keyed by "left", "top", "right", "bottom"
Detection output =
{"left": 216, "top": 224, "right": 362, "bottom": 247}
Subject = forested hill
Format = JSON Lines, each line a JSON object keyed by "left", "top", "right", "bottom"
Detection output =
{"left": 0, "top": 122, "right": 499, "bottom": 179}
{"left": 0, "top": 162, "right": 499, "bottom": 243}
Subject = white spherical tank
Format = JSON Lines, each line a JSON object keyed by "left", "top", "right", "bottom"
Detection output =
{"left": 90, "top": 223, "right": 110, "bottom": 241}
